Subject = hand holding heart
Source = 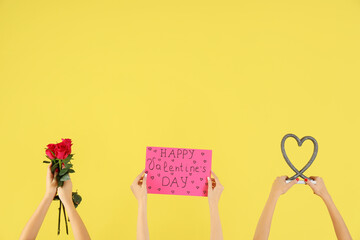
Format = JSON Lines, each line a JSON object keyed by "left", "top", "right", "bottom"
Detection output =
{"left": 270, "top": 175, "right": 330, "bottom": 199}
{"left": 270, "top": 176, "right": 298, "bottom": 198}
{"left": 305, "top": 176, "right": 330, "bottom": 199}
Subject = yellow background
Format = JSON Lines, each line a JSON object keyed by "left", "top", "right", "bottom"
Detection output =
{"left": 0, "top": 0, "right": 359, "bottom": 239}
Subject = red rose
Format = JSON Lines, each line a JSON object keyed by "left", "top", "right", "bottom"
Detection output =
{"left": 46, "top": 144, "right": 56, "bottom": 160}
{"left": 55, "top": 139, "right": 72, "bottom": 160}
{"left": 62, "top": 138, "right": 72, "bottom": 154}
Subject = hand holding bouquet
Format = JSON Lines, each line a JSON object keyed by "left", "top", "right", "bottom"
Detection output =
{"left": 43, "top": 138, "right": 82, "bottom": 235}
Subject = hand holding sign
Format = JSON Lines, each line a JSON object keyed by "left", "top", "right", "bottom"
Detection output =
{"left": 145, "top": 147, "right": 212, "bottom": 197}
{"left": 130, "top": 170, "right": 150, "bottom": 240}
{"left": 208, "top": 171, "right": 224, "bottom": 205}
{"left": 131, "top": 170, "right": 148, "bottom": 202}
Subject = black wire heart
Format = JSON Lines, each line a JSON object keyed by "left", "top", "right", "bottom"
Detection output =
{"left": 281, "top": 134, "right": 318, "bottom": 180}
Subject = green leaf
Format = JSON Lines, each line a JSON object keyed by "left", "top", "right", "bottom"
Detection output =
{"left": 72, "top": 192, "right": 82, "bottom": 208}
{"left": 43, "top": 160, "right": 50, "bottom": 163}
{"left": 68, "top": 169, "right": 75, "bottom": 173}
{"left": 51, "top": 164, "right": 59, "bottom": 173}
{"left": 59, "top": 168, "right": 68, "bottom": 176}
{"left": 60, "top": 173, "right": 70, "bottom": 181}
{"left": 64, "top": 154, "right": 73, "bottom": 161}
{"left": 64, "top": 163, "right": 73, "bottom": 169}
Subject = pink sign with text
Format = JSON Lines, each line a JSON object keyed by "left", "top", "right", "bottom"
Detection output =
{"left": 145, "top": 146, "right": 212, "bottom": 197}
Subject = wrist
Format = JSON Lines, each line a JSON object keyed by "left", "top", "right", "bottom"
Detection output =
{"left": 62, "top": 199, "right": 76, "bottom": 211}
{"left": 321, "top": 192, "right": 332, "bottom": 203}
{"left": 209, "top": 201, "right": 219, "bottom": 212}
{"left": 269, "top": 190, "right": 281, "bottom": 200}
{"left": 43, "top": 193, "right": 55, "bottom": 202}
{"left": 138, "top": 197, "right": 147, "bottom": 207}
{"left": 61, "top": 197, "right": 74, "bottom": 208}
{"left": 208, "top": 200, "right": 219, "bottom": 208}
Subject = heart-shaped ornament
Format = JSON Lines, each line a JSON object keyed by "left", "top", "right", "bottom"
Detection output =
{"left": 281, "top": 133, "right": 318, "bottom": 180}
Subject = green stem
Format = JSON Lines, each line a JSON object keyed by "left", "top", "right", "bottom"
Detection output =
{"left": 62, "top": 201, "right": 69, "bottom": 235}
{"left": 58, "top": 159, "right": 62, "bottom": 185}
{"left": 57, "top": 200, "right": 61, "bottom": 235}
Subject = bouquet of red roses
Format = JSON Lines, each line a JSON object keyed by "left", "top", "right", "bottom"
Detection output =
{"left": 43, "top": 138, "right": 82, "bottom": 235}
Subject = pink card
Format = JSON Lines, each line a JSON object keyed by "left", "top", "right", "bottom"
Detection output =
{"left": 145, "top": 146, "right": 212, "bottom": 197}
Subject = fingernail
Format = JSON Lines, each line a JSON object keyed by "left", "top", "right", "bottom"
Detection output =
{"left": 304, "top": 178, "right": 308, "bottom": 182}
{"left": 207, "top": 177, "right": 210, "bottom": 181}
{"left": 296, "top": 178, "right": 299, "bottom": 181}
{"left": 145, "top": 173, "right": 147, "bottom": 177}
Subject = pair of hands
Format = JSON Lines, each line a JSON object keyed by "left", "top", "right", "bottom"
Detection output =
{"left": 45, "top": 164, "right": 73, "bottom": 205}
{"left": 130, "top": 170, "right": 224, "bottom": 205}
{"left": 270, "top": 176, "right": 330, "bottom": 199}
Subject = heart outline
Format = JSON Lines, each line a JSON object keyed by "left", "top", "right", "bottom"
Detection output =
{"left": 281, "top": 133, "right": 318, "bottom": 180}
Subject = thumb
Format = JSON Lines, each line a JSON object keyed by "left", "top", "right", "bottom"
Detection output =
{"left": 53, "top": 168, "right": 59, "bottom": 183}
{"left": 142, "top": 173, "right": 147, "bottom": 187}
{"left": 207, "top": 177, "right": 212, "bottom": 192}
{"left": 306, "top": 178, "right": 316, "bottom": 189}
{"left": 290, "top": 179, "right": 298, "bottom": 186}
{"left": 287, "top": 179, "right": 298, "bottom": 189}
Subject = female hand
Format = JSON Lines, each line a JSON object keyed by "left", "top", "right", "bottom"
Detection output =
{"left": 58, "top": 178, "right": 73, "bottom": 206}
{"left": 57, "top": 177, "right": 91, "bottom": 240}
{"left": 270, "top": 176, "right": 298, "bottom": 198}
{"left": 131, "top": 170, "right": 147, "bottom": 203}
{"left": 305, "top": 176, "right": 330, "bottom": 199}
{"left": 208, "top": 171, "right": 224, "bottom": 240}
{"left": 132, "top": 170, "right": 149, "bottom": 240}
{"left": 45, "top": 163, "right": 58, "bottom": 199}
{"left": 306, "top": 177, "right": 352, "bottom": 239}
{"left": 19, "top": 164, "right": 59, "bottom": 240}
{"left": 253, "top": 176, "right": 298, "bottom": 240}
{"left": 208, "top": 171, "right": 224, "bottom": 206}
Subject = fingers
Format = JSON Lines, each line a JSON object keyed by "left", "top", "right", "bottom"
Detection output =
{"left": 275, "top": 176, "right": 287, "bottom": 183}
{"left": 52, "top": 168, "right": 59, "bottom": 184}
{"left": 47, "top": 164, "right": 53, "bottom": 177}
{"left": 54, "top": 168, "right": 59, "bottom": 177}
{"left": 308, "top": 176, "right": 321, "bottom": 186}
{"left": 287, "top": 179, "right": 297, "bottom": 188}
{"left": 211, "top": 170, "right": 218, "bottom": 179}
{"left": 211, "top": 171, "right": 221, "bottom": 185}
{"left": 305, "top": 178, "right": 316, "bottom": 189}
{"left": 142, "top": 173, "right": 147, "bottom": 188}
{"left": 136, "top": 169, "right": 145, "bottom": 180}
{"left": 207, "top": 177, "right": 212, "bottom": 192}
{"left": 133, "top": 169, "right": 145, "bottom": 185}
